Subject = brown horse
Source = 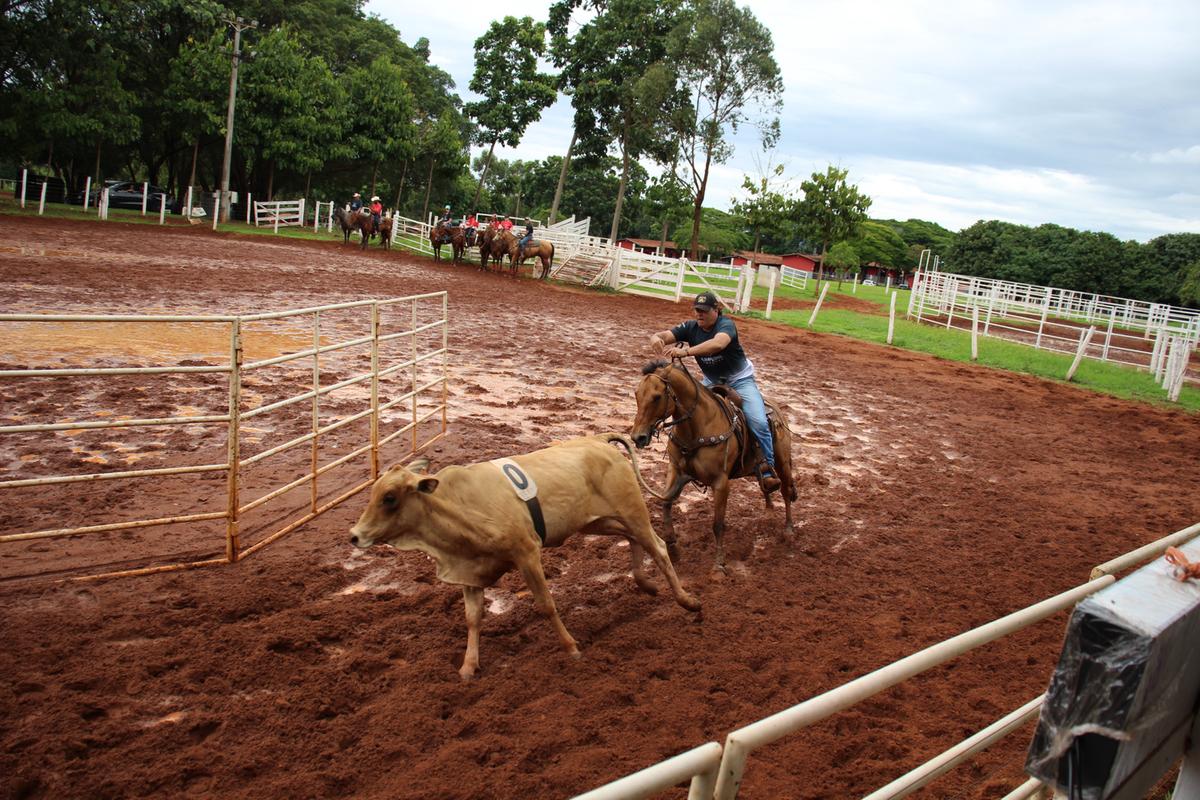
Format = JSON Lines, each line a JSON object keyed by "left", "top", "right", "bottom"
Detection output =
{"left": 430, "top": 222, "right": 465, "bottom": 263}
{"left": 477, "top": 227, "right": 496, "bottom": 271}
{"left": 488, "top": 229, "right": 516, "bottom": 273}
{"left": 629, "top": 359, "right": 797, "bottom": 572}
{"left": 334, "top": 206, "right": 358, "bottom": 245}
{"left": 356, "top": 213, "right": 391, "bottom": 250}
{"left": 511, "top": 236, "right": 556, "bottom": 279}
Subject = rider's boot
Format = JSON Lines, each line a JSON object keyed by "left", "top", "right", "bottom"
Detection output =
{"left": 757, "top": 461, "right": 782, "bottom": 495}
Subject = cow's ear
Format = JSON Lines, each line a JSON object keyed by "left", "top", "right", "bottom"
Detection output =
{"left": 409, "top": 457, "right": 431, "bottom": 474}
{"left": 416, "top": 477, "right": 439, "bottom": 494}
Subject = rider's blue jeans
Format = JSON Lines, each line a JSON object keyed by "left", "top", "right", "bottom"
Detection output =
{"left": 519, "top": 234, "right": 532, "bottom": 250}
{"left": 702, "top": 375, "right": 776, "bottom": 470}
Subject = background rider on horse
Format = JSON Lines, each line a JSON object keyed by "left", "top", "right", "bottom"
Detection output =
{"left": 463, "top": 212, "right": 478, "bottom": 247}
{"left": 370, "top": 195, "right": 383, "bottom": 229}
{"left": 350, "top": 192, "right": 364, "bottom": 212}
{"left": 650, "top": 290, "right": 782, "bottom": 494}
{"left": 518, "top": 218, "right": 534, "bottom": 257}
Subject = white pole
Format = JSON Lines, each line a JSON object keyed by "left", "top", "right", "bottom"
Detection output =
{"left": 248, "top": 193, "right": 253, "bottom": 225}
{"left": 100, "top": 187, "right": 109, "bottom": 220}
{"left": 313, "top": 201, "right": 320, "bottom": 233}
{"left": 328, "top": 203, "right": 333, "bottom": 233}
{"left": 807, "top": 282, "right": 830, "bottom": 328}
{"left": 20, "top": 168, "right": 27, "bottom": 208}
{"left": 274, "top": 205, "right": 279, "bottom": 234}
{"left": 1066, "top": 326, "right": 1096, "bottom": 382}
{"left": 971, "top": 307, "right": 979, "bottom": 361}
{"left": 1150, "top": 328, "right": 1165, "bottom": 376}
{"left": 887, "top": 292, "right": 898, "bottom": 345}
{"left": 159, "top": 193, "right": 166, "bottom": 224}
{"left": 212, "top": 193, "right": 221, "bottom": 231}
{"left": 38, "top": 181, "right": 47, "bottom": 215}
{"left": 765, "top": 269, "right": 778, "bottom": 320}
{"left": 83, "top": 176, "right": 92, "bottom": 212}
{"left": 185, "top": 186, "right": 193, "bottom": 218}
{"left": 852, "top": 274, "right": 859, "bottom": 295}
{"left": 141, "top": 181, "right": 148, "bottom": 215}
{"left": 1035, "top": 293, "right": 1050, "bottom": 349}
{"left": 1102, "top": 308, "right": 1116, "bottom": 361}
{"left": 299, "top": 198, "right": 305, "bottom": 230}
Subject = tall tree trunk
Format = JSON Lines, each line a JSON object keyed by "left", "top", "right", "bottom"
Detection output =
{"left": 609, "top": 124, "right": 631, "bottom": 243}
{"left": 549, "top": 127, "right": 576, "bottom": 225}
{"left": 370, "top": 162, "right": 379, "bottom": 196}
{"left": 94, "top": 141, "right": 103, "bottom": 183}
{"left": 421, "top": 156, "right": 435, "bottom": 222}
{"left": 471, "top": 139, "right": 497, "bottom": 211}
{"left": 814, "top": 240, "right": 828, "bottom": 293}
{"left": 393, "top": 160, "right": 408, "bottom": 214}
{"left": 689, "top": 147, "right": 713, "bottom": 261}
{"left": 658, "top": 146, "right": 680, "bottom": 256}
{"left": 304, "top": 170, "right": 311, "bottom": 199}
{"left": 188, "top": 141, "right": 199, "bottom": 191}
{"left": 267, "top": 159, "right": 275, "bottom": 201}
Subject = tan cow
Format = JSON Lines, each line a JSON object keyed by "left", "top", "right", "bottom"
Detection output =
{"left": 349, "top": 433, "right": 701, "bottom": 680}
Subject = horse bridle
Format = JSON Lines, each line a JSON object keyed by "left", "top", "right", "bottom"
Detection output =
{"left": 645, "top": 362, "right": 739, "bottom": 455}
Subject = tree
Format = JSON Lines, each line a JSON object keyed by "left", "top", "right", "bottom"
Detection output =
{"left": 669, "top": 0, "right": 782, "bottom": 259}
{"left": 730, "top": 160, "right": 794, "bottom": 260}
{"left": 465, "top": 17, "right": 557, "bottom": 210}
{"left": 794, "top": 166, "right": 871, "bottom": 285}
{"left": 825, "top": 241, "right": 859, "bottom": 280}
{"left": 851, "top": 220, "right": 907, "bottom": 273}
{"left": 166, "top": 31, "right": 229, "bottom": 192}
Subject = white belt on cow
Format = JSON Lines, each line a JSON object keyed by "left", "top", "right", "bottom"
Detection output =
{"left": 490, "top": 458, "right": 547, "bottom": 543}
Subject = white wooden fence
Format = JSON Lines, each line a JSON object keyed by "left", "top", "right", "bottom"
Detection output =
{"left": 254, "top": 198, "right": 305, "bottom": 231}
{"left": 908, "top": 269, "right": 1199, "bottom": 389}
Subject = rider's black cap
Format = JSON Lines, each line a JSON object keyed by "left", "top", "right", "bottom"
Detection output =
{"left": 693, "top": 290, "right": 720, "bottom": 311}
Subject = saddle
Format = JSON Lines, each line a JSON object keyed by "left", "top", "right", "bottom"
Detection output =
{"left": 710, "top": 384, "right": 743, "bottom": 409}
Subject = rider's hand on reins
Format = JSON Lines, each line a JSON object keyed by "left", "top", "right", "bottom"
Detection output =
{"left": 667, "top": 343, "right": 690, "bottom": 361}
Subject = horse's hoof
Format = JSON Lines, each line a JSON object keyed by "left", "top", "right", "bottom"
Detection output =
{"left": 680, "top": 594, "right": 702, "bottom": 612}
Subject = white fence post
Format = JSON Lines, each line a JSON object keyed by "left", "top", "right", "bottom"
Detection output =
{"left": 37, "top": 181, "right": 47, "bottom": 215}
{"left": 20, "top": 168, "right": 27, "bottom": 208}
{"left": 765, "top": 270, "right": 778, "bottom": 320}
{"left": 141, "top": 181, "right": 149, "bottom": 215}
{"left": 83, "top": 176, "right": 92, "bottom": 212}
{"left": 212, "top": 193, "right": 221, "bottom": 231}
{"left": 971, "top": 307, "right": 979, "bottom": 360}
{"left": 248, "top": 193, "right": 254, "bottom": 225}
{"left": 808, "top": 283, "right": 830, "bottom": 328}
{"left": 1066, "top": 326, "right": 1096, "bottom": 381}
{"left": 887, "top": 292, "right": 899, "bottom": 345}
{"left": 159, "top": 193, "right": 166, "bottom": 224}
{"left": 185, "top": 186, "right": 193, "bottom": 218}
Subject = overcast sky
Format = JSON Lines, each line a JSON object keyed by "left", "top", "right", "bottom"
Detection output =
{"left": 366, "top": 0, "right": 1200, "bottom": 242}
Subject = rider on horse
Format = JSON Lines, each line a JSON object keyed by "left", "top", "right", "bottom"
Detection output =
{"left": 650, "top": 290, "right": 782, "bottom": 494}
{"left": 463, "top": 213, "right": 478, "bottom": 247}
{"left": 517, "top": 218, "right": 534, "bottom": 257}
{"left": 370, "top": 195, "right": 383, "bottom": 229}
{"left": 350, "top": 192, "right": 364, "bottom": 212}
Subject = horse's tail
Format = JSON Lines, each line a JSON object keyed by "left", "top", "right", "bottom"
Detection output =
{"left": 602, "top": 432, "right": 670, "bottom": 501}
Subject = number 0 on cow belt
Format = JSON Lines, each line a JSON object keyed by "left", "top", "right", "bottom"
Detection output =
{"left": 489, "top": 458, "right": 547, "bottom": 544}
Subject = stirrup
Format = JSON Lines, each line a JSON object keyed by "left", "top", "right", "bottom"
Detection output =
{"left": 757, "top": 462, "right": 781, "bottom": 494}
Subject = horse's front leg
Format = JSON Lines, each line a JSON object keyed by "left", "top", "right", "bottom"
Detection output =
{"left": 660, "top": 461, "right": 691, "bottom": 562}
{"left": 710, "top": 474, "right": 732, "bottom": 574}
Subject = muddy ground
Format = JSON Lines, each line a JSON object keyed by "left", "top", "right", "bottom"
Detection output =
{"left": 1, "top": 214, "right": 1198, "bottom": 799}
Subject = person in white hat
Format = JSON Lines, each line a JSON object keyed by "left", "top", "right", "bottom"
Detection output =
{"left": 350, "top": 192, "right": 363, "bottom": 212}
{"left": 370, "top": 195, "right": 383, "bottom": 229}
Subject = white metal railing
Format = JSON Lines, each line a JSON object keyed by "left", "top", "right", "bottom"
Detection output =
{"left": 779, "top": 265, "right": 811, "bottom": 291}
{"left": 909, "top": 270, "right": 1199, "bottom": 386}
{"left": 0, "top": 294, "right": 449, "bottom": 581}
{"left": 578, "top": 520, "right": 1200, "bottom": 800}
{"left": 571, "top": 742, "right": 723, "bottom": 800}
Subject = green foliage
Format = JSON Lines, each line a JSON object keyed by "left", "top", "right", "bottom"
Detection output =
{"left": 825, "top": 241, "right": 859, "bottom": 270}
{"left": 948, "top": 222, "right": 1200, "bottom": 305}
{"left": 465, "top": 17, "right": 556, "bottom": 150}
{"left": 669, "top": 0, "right": 782, "bottom": 258}
{"left": 795, "top": 165, "right": 872, "bottom": 270}
{"left": 850, "top": 220, "right": 906, "bottom": 268}
{"left": 730, "top": 162, "right": 796, "bottom": 254}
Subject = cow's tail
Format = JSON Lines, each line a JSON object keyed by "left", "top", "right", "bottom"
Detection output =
{"left": 602, "top": 432, "right": 670, "bottom": 501}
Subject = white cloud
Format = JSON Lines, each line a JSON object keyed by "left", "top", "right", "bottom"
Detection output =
{"left": 366, "top": 0, "right": 1200, "bottom": 242}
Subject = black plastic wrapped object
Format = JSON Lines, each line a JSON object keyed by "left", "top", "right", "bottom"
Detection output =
{"left": 1026, "top": 537, "right": 1200, "bottom": 800}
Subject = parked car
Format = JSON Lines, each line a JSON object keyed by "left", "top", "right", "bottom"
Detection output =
{"left": 862, "top": 277, "right": 877, "bottom": 286}
{"left": 73, "top": 181, "right": 175, "bottom": 212}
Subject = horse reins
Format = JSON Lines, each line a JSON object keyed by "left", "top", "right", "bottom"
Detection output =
{"left": 651, "top": 363, "right": 741, "bottom": 457}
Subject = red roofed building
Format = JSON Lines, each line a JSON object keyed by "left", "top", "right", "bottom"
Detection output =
{"left": 616, "top": 238, "right": 702, "bottom": 259}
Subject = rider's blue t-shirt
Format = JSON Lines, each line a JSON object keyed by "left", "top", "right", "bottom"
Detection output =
{"left": 670, "top": 315, "right": 751, "bottom": 384}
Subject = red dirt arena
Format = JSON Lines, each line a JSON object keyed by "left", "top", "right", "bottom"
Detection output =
{"left": 1, "top": 215, "right": 1198, "bottom": 799}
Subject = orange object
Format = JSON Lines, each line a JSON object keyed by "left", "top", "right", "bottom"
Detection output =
{"left": 1164, "top": 547, "right": 1200, "bottom": 581}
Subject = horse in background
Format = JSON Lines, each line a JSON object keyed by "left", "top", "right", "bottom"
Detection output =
{"left": 356, "top": 212, "right": 392, "bottom": 251}
{"left": 477, "top": 227, "right": 496, "bottom": 271}
{"left": 334, "top": 206, "right": 359, "bottom": 245}
{"left": 430, "top": 222, "right": 465, "bottom": 263}
{"left": 488, "top": 230, "right": 516, "bottom": 273}
{"left": 511, "top": 237, "right": 556, "bottom": 280}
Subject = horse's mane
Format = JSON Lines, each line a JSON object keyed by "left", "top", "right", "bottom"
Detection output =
{"left": 642, "top": 358, "right": 669, "bottom": 375}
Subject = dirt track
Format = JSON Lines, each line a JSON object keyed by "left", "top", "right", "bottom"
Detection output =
{"left": 2, "top": 214, "right": 1198, "bottom": 799}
